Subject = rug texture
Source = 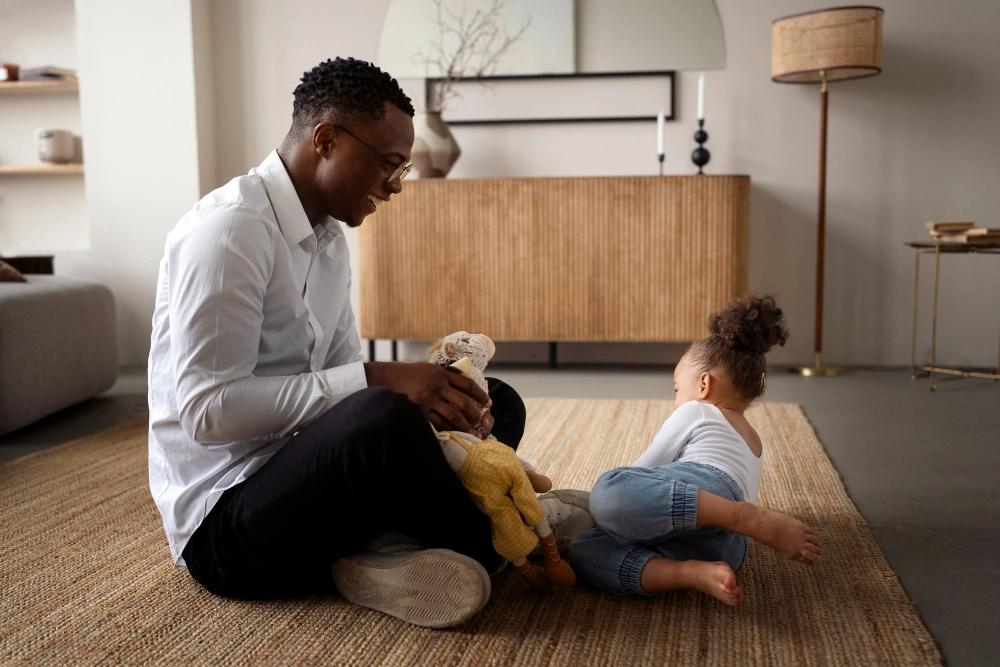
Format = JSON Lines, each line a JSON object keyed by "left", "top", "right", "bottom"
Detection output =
{"left": 1, "top": 400, "right": 941, "bottom": 666}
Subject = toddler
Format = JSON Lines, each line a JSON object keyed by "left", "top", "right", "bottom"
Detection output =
{"left": 569, "top": 294, "right": 822, "bottom": 605}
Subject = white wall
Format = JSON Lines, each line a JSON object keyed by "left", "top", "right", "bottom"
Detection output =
{"left": 60, "top": 0, "right": 206, "bottom": 364}
{"left": 51, "top": 0, "right": 1000, "bottom": 368}
{"left": 191, "top": 0, "right": 218, "bottom": 197}
{"left": 0, "top": 0, "right": 87, "bottom": 255}
{"left": 716, "top": 0, "right": 1000, "bottom": 368}
{"left": 206, "top": 0, "right": 397, "bottom": 362}
{"left": 575, "top": 0, "right": 725, "bottom": 73}
{"left": 206, "top": 0, "right": 1000, "bottom": 368}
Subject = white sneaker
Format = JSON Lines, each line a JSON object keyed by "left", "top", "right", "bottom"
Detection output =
{"left": 332, "top": 536, "right": 491, "bottom": 629}
{"left": 530, "top": 489, "right": 595, "bottom": 557}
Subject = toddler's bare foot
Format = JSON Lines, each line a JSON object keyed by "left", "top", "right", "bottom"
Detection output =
{"left": 735, "top": 504, "right": 822, "bottom": 565}
{"left": 640, "top": 558, "right": 743, "bottom": 605}
{"left": 685, "top": 561, "right": 744, "bottom": 606}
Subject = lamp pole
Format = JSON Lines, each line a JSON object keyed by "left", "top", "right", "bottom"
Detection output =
{"left": 799, "top": 70, "right": 843, "bottom": 376}
{"left": 815, "top": 71, "right": 828, "bottom": 370}
{"left": 771, "top": 6, "right": 883, "bottom": 377}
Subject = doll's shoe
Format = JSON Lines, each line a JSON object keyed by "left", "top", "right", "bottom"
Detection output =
{"left": 539, "top": 532, "right": 576, "bottom": 587}
{"left": 332, "top": 544, "right": 491, "bottom": 628}
{"left": 531, "top": 489, "right": 595, "bottom": 557}
{"left": 514, "top": 560, "right": 553, "bottom": 592}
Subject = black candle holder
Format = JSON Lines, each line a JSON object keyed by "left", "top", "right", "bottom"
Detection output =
{"left": 691, "top": 119, "right": 710, "bottom": 175}
{"left": 658, "top": 152, "right": 665, "bottom": 176}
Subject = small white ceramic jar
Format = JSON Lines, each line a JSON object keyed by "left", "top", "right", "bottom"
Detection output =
{"left": 36, "top": 129, "right": 75, "bottom": 164}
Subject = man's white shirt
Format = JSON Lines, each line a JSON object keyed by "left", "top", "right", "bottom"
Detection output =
{"left": 148, "top": 150, "right": 367, "bottom": 565}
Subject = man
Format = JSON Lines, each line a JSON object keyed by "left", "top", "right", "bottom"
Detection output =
{"left": 148, "top": 57, "right": 589, "bottom": 628}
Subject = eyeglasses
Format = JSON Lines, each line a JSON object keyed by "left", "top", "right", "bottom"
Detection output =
{"left": 333, "top": 124, "right": 413, "bottom": 185}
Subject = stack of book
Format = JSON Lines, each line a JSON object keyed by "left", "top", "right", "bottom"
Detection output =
{"left": 925, "top": 222, "right": 1000, "bottom": 245}
{"left": 19, "top": 66, "right": 77, "bottom": 82}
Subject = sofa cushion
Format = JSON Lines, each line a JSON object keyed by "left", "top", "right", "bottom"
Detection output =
{"left": 0, "top": 276, "right": 118, "bottom": 435}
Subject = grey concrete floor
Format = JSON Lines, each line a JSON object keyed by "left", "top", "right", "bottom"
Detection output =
{"left": 1, "top": 364, "right": 998, "bottom": 666}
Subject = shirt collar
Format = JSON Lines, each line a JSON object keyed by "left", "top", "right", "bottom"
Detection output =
{"left": 313, "top": 218, "right": 343, "bottom": 253}
{"left": 256, "top": 149, "right": 342, "bottom": 249}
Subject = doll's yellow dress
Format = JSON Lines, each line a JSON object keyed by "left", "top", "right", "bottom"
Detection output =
{"left": 444, "top": 432, "right": 544, "bottom": 561}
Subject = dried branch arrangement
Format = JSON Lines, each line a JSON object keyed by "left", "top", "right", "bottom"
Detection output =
{"left": 413, "top": 0, "right": 531, "bottom": 113}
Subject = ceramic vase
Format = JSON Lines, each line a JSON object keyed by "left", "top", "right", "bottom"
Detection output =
{"left": 411, "top": 111, "right": 460, "bottom": 178}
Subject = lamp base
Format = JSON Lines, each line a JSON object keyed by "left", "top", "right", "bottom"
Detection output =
{"left": 789, "top": 353, "right": 848, "bottom": 376}
{"left": 791, "top": 364, "right": 847, "bottom": 377}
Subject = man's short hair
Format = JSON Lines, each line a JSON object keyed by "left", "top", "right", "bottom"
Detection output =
{"left": 291, "top": 57, "right": 414, "bottom": 137}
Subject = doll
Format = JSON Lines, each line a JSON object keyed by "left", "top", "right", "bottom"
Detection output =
{"left": 428, "top": 331, "right": 575, "bottom": 591}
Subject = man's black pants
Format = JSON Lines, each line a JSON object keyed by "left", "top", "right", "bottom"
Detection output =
{"left": 182, "top": 378, "right": 525, "bottom": 599}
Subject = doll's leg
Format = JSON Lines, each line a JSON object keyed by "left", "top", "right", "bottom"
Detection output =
{"left": 488, "top": 510, "right": 572, "bottom": 591}
{"left": 533, "top": 517, "right": 576, "bottom": 587}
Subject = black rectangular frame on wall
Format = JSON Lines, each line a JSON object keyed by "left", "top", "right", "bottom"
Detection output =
{"left": 426, "top": 71, "right": 675, "bottom": 125}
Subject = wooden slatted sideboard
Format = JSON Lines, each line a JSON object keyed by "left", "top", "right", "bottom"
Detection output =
{"left": 359, "top": 175, "right": 749, "bottom": 350}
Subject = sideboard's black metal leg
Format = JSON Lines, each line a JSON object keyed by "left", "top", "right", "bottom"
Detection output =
{"left": 368, "top": 339, "right": 375, "bottom": 362}
{"left": 549, "top": 342, "right": 558, "bottom": 369}
{"left": 391, "top": 340, "right": 398, "bottom": 361}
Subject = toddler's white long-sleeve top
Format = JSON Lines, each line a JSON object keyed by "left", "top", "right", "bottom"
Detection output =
{"left": 633, "top": 400, "right": 762, "bottom": 503}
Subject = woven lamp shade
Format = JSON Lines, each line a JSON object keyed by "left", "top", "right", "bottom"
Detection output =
{"left": 772, "top": 6, "right": 883, "bottom": 83}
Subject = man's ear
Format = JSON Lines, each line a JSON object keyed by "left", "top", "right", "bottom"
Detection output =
{"left": 313, "top": 122, "right": 336, "bottom": 156}
{"left": 698, "top": 372, "right": 712, "bottom": 399}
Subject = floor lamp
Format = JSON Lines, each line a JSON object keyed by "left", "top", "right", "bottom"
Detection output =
{"left": 771, "top": 6, "right": 883, "bottom": 376}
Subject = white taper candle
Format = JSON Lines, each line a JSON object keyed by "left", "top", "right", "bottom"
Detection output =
{"left": 697, "top": 73, "right": 705, "bottom": 121}
{"left": 656, "top": 109, "right": 664, "bottom": 156}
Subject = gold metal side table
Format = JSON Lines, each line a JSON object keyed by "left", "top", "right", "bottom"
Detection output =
{"left": 907, "top": 241, "right": 1000, "bottom": 390}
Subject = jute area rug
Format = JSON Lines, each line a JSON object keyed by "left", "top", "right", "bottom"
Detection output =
{"left": 1, "top": 400, "right": 941, "bottom": 666}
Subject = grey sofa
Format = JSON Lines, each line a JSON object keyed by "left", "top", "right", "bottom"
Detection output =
{"left": 0, "top": 275, "right": 118, "bottom": 435}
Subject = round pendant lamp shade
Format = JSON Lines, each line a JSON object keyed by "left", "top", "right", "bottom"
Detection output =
{"left": 772, "top": 6, "right": 883, "bottom": 83}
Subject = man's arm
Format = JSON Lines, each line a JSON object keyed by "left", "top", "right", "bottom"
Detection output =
{"left": 167, "top": 206, "right": 366, "bottom": 443}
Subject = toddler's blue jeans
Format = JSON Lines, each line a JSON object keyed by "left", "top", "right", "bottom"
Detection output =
{"left": 569, "top": 461, "right": 749, "bottom": 596}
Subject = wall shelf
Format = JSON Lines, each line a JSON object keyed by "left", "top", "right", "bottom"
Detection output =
{"left": 0, "top": 80, "right": 78, "bottom": 95}
{"left": 0, "top": 164, "right": 84, "bottom": 175}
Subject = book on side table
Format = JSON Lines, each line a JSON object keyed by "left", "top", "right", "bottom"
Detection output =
{"left": 925, "top": 221, "right": 1000, "bottom": 245}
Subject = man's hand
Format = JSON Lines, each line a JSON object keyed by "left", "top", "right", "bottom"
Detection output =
{"left": 364, "top": 362, "right": 492, "bottom": 433}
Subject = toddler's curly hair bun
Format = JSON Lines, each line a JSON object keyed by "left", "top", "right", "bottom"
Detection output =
{"left": 690, "top": 293, "right": 789, "bottom": 402}
{"left": 708, "top": 293, "right": 789, "bottom": 355}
